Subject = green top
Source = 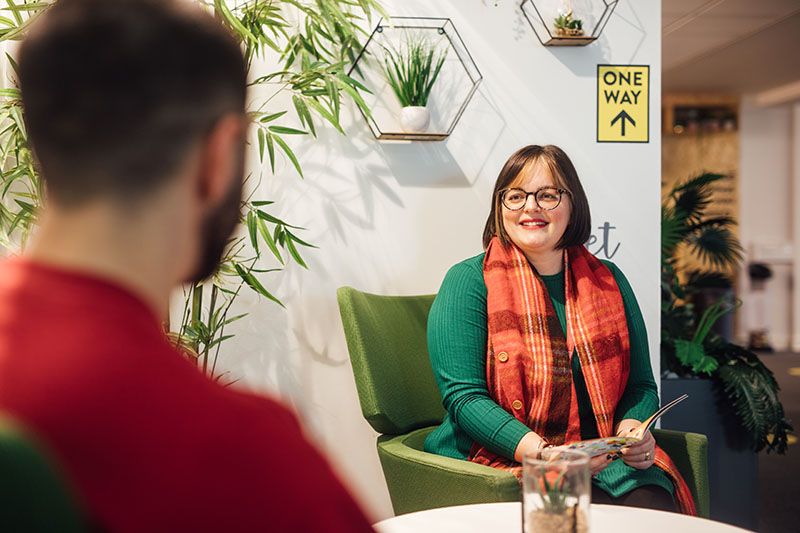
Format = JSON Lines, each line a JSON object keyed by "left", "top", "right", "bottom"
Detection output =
{"left": 424, "top": 253, "right": 673, "bottom": 498}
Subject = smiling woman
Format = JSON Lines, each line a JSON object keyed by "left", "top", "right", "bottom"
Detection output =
{"left": 482, "top": 145, "right": 590, "bottom": 275}
{"left": 499, "top": 169, "right": 573, "bottom": 275}
{"left": 424, "top": 144, "right": 698, "bottom": 515}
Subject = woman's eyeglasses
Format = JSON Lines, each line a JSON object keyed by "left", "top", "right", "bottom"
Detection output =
{"left": 499, "top": 187, "right": 570, "bottom": 211}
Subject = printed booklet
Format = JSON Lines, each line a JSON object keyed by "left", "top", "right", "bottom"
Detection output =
{"left": 551, "top": 394, "right": 689, "bottom": 458}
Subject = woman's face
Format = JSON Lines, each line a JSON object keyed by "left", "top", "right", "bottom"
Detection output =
{"left": 501, "top": 162, "right": 571, "bottom": 260}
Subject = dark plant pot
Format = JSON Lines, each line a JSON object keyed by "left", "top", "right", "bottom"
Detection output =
{"left": 660, "top": 377, "right": 757, "bottom": 530}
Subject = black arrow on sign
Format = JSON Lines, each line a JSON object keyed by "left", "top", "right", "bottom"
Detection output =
{"left": 610, "top": 110, "right": 635, "bottom": 136}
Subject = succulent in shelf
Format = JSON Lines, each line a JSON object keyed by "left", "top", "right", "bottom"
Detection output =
{"left": 554, "top": 11, "right": 583, "bottom": 36}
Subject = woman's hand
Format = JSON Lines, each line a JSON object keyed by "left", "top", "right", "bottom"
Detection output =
{"left": 589, "top": 453, "right": 614, "bottom": 476}
{"left": 514, "top": 432, "right": 550, "bottom": 462}
{"left": 620, "top": 429, "right": 656, "bottom": 470}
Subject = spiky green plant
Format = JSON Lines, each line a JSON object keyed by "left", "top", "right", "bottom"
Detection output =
{"left": 671, "top": 296, "right": 741, "bottom": 375}
{"left": 661, "top": 173, "right": 792, "bottom": 453}
{"left": 534, "top": 467, "right": 569, "bottom": 514}
{"left": 381, "top": 36, "right": 447, "bottom": 108}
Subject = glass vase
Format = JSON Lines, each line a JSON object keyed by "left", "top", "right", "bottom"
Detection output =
{"left": 522, "top": 448, "right": 591, "bottom": 533}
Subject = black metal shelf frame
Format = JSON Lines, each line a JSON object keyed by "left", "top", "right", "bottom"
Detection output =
{"left": 520, "top": 0, "right": 618, "bottom": 47}
{"left": 347, "top": 17, "right": 482, "bottom": 141}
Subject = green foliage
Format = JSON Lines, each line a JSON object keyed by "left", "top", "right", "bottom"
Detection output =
{"left": 0, "top": 0, "right": 383, "bottom": 381}
{"left": 671, "top": 296, "right": 741, "bottom": 375}
{"left": 554, "top": 13, "right": 582, "bottom": 31}
{"left": 0, "top": 0, "right": 48, "bottom": 250}
{"left": 661, "top": 173, "right": 792, "bottom": 453}
{"left": 710, "top": 342, "right": 793, "bottom": 454}
{"left": 534, "top": 467, "right": 569, "bottom": 514}
{"left": 381, "top": 35, "right": 447, "bottom": 108}
{"left": 661, "top": 173, "right": 742, "bottom": 268}
{"left": 0, "top": 82, "right": 39, "bottom": 250}
{"left": 661, "top": 173, "right": 742, "bottom": 375}
{"left": 673, "top": 340, "right": 717, "bottom": 375}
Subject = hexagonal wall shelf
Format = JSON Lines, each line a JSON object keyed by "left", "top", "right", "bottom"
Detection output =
{"left": 520, "top": 0, "right": 618, "bottom": 46}
{"left": 347, "top": 17, "right": 482, "bottom": 141}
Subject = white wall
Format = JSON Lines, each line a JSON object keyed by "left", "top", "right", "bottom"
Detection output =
{"left": 738, "top": 99, "right": 794, "bottom": 349}
{"left": 206, "top": 0, "right": 662, "bottom": 520}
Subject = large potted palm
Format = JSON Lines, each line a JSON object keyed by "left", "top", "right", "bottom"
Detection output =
{"left": 660, "top": 173, "right": 792, "bottom": 529}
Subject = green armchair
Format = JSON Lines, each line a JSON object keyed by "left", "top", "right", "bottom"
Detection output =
{"left": 337, "top": 286, "right": 709, "bottom": 518}
{"left": 651, "top": 428, "right": 710, "bottom": 518}
{"left": 0, "top": 413, "right": 88, "bottom": 532}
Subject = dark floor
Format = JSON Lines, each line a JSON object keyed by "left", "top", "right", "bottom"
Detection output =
{"left": 757, "top": 351, "right": 800, "bottom": 533}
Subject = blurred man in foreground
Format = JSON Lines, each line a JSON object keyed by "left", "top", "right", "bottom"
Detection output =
{"left": 0, "top": 0, "right": 374, "bottom": 531}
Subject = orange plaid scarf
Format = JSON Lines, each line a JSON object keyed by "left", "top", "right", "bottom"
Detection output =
{"left": 468, "top": 238, "right": 696, "bottom": 515}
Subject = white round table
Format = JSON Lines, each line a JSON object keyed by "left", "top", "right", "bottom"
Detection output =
{"left": 374, "top": 502, "right": 753, "bottom": 533}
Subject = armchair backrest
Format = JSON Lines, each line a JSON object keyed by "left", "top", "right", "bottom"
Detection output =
{"left": 0, "top": 414, "right": 87, "bottom": 532}
{"left": 337, "top": 287, "right": 446, "bottom": 435}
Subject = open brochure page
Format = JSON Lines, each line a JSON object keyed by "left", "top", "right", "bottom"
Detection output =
{"left": 550, "top": 394, "right": 689, "bottom": 458}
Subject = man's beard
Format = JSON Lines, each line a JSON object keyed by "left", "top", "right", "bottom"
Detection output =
{"left": 188, "top": 150, "right": 244, "bottom": 283}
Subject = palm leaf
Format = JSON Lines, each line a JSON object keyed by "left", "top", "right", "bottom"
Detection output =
{"left": 717, "top": 359, "right": 792, "bottom": 453}
{"left": 671, "top": 184, "right": 712, "bottom": 223}
{"left": 685, "top": 270, "right": 733, "bottom": 291}
{"left": 686, "top": 226, "right": 743, "bottom": 269}
{"left": 672, "top": 172, "right": 726, "bottom": 195}
{"left": 687, "top": 215, "right": 737, "bottom": 232}
{"left": 661, "top": 206, "right": 687, "bottom": 259}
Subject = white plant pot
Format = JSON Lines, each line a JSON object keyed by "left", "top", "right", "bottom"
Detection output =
{"left": 400, "top": 106, "right": 430, "bottom": 133}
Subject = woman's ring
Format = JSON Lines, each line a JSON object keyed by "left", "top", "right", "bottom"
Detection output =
{"left": 645, "top": 451, "right": 651, "bottom": 460}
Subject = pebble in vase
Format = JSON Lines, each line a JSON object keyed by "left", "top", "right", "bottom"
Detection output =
{"left": 400, "top": 106, "right": 430, "bottom": 133}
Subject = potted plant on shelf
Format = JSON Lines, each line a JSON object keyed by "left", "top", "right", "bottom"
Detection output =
{"left": 381, "top": 36, "right": 447, "bottom": 133}
{"left": 554, "top": 12, "right": 583, "bottom": 37}
{"left": 660, "top": 172, "right": 792, "bottom": 528}
{"left": 554, "top": 1, "right": 584, "bottom": 37}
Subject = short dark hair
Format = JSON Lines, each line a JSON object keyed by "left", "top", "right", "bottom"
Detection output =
{"left": 482, "top": 145, "right": 591, "bottom": 250}
{"left": 18, "top": 0, "right": 247, "bottom": 206}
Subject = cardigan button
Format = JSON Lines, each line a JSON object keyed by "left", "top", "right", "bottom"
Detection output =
{"left": 512, "top": 400, "right": 523, "bottom": 410}
{"left": 497, "top": 352, "right": 509, "bottom": 362}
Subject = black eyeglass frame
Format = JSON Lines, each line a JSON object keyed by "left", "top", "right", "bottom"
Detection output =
{"left": 499, "top": 187, "right": 571, "bottom": 211}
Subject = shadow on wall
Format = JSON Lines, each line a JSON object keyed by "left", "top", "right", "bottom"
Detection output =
{"left": 221, "top": 58, "right": 506, "bottom": 404}
{"left": 226, "top": 288, "right": 305, "bottom": 408}
{"left": 378, "top": 89, "right": 507, "bottom": 188}
{"left": 534, "top": 1, "right": 646, "bottom": 78}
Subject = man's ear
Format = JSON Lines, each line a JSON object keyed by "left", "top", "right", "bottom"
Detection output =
{"left": 196, "top": 114, "right": 246, "bottom": 206}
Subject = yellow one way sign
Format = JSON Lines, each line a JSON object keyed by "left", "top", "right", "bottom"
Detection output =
{"left": 597, "top": 65, "right": 649, "bottom": 143}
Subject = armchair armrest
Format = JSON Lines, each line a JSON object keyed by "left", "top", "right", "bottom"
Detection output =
{"left": 652, "top": 428, "right": 709, "bottom": 518}
{"left": 376, "top": 426, "right": 520, "bottom": 515}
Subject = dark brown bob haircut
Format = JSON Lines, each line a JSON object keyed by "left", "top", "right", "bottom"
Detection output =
{"left": 18, "top": 0, "right": 247, "bottom": 207}
{"left": 482, "top": 145, "right": 591, "bottom": 250}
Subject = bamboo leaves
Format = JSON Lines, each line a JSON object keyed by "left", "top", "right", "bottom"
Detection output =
{"left": 227, "top": 0, "right": 379, "bottom": 162}
{"left": 0, "top": 0, "right": 381, "bottom": 381}
{"left": 0, "top": 56, "right": 38, "bottom": 249}
{"left": 0, "top": 0, "right": 47, "bottom": 41}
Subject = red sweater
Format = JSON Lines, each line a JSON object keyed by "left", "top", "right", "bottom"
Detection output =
{"left": 0, "top": 259, "right": 374, "bottom": 532}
